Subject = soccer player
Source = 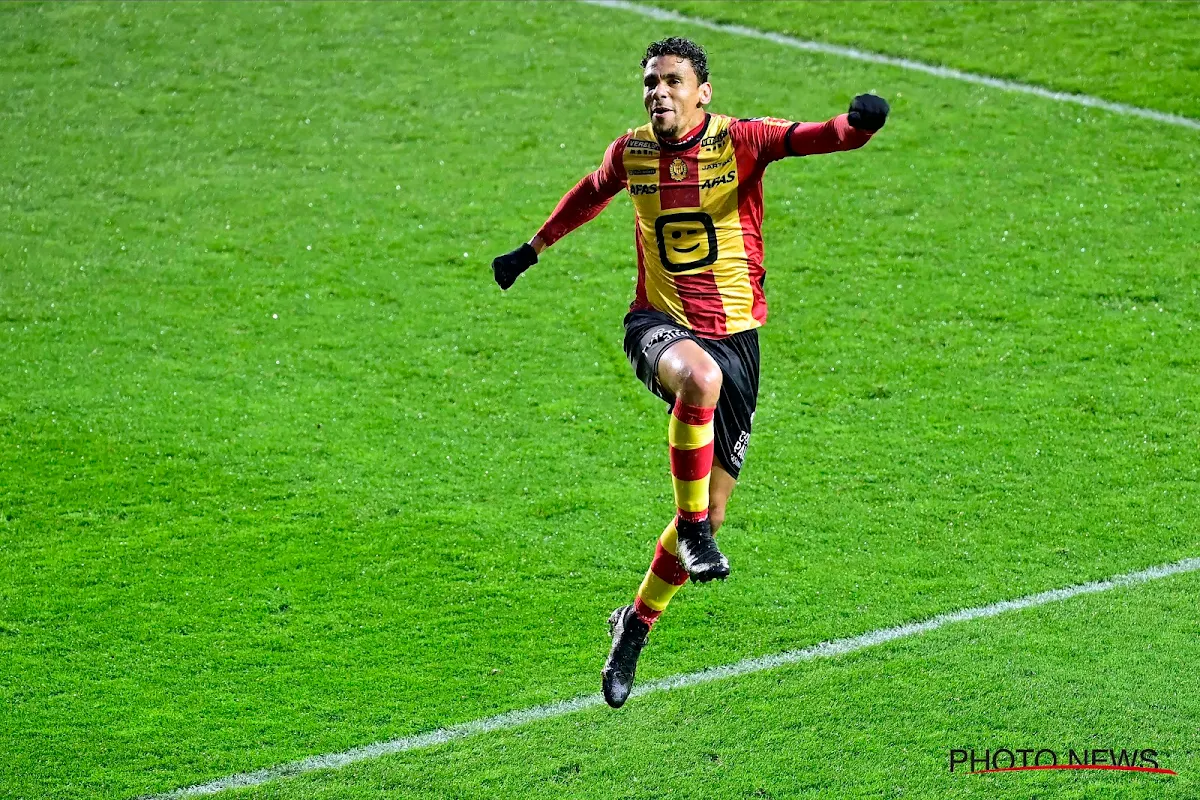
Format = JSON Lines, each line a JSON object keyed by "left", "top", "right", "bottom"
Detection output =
{"left": 492, "top": 37, "right": 888, "bottom": 708}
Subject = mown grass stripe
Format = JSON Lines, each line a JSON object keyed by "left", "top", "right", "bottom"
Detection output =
{"left": 144, "top": 556, "right": 1200, "bottom": 798}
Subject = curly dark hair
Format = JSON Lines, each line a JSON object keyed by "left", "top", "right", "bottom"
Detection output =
{"left": 641, "top": 37, "right": 709, "bottom": 84}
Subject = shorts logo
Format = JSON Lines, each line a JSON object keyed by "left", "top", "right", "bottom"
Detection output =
{"left": 669, "top": 158, "right": 688, "bottom": 181}
{"left": 645, "top": 327, "right": 689, "bottom": 349}
{"left": 639, "top": 327, "right": 689, "bottom": 362}
{"left": 732, "top": 429, "right": 750, "bottom": 469}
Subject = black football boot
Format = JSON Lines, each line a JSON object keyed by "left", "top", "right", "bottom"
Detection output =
{"left": 675, "top": 516, "right": 730, "bottom": 582}
{"left": 601, "top": 605, "right": 650, "bottom": 708}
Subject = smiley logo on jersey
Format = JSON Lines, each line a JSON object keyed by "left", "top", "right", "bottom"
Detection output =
{"left": 655, "top": 212, "right": 718, "bottom": 273}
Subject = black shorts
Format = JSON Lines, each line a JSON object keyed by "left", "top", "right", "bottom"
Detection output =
{"left": 622, "top": 308, "right": 760, "bottom": 480}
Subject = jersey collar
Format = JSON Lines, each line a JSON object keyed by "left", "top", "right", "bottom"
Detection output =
{"left": 657, "top": 113, "right": 710, "bottom": 151}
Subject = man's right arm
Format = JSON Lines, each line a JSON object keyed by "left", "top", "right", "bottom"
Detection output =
{"left": 534, "top": 134, "right": 628, "bottom": 248}
{"left": 491, "top": 135, "right": 629, "bottom": 291}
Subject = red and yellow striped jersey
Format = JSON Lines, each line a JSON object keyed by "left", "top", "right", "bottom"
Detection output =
{"left": 537, "top": 112, "right": 874, "bottom": 338}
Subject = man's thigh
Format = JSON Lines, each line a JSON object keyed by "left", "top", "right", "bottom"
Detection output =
{"left": 694, "top": 329, "right": 760, "bottom": 480}
{"left": 622, "top": 309, "right": 694, "bottom": 406}
{"left": 622, "top": 309, "right": 761, "bottom": 480}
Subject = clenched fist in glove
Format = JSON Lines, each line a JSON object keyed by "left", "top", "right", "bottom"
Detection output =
{"left": 491, "top": 242, "right": 538, "bottom": 290}
{"left": 847, "top": 94, "right": 889, "bottom": 132}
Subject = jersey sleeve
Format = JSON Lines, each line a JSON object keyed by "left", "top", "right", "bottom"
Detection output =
{"left": 535, "top": 134, "right": 629, "bottom": 248}
{"left": 731, "top": 114, "right": 874, "bottom": 165}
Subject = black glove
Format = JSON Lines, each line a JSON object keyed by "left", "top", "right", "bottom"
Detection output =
{"left": 847, "top": 94, "right": 889, "bottom": 132}
{"left": 491, "top": 242, "right": 537, "bottom": 290}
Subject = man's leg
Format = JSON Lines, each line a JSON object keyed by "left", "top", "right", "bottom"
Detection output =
{"left": 606, "top": 316, "right": 756, "bottom": 708}
{"left": 629, "top": 339, "right": 729, "bottom": 624}
{"left": 603, "top": 339, "right": 728, "bottom": 708}
{"left": 707, "top": 462, "right": 738, "bottom": 535}
{"left": 655, "top": 340, "right": 730, "bottom": 582}
{"left": 631, "top": 458, "right": 739, "bottom": 623}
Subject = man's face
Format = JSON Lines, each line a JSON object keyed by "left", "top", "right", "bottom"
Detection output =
{"left": 642, "top": 55, "right": 712, "bottom": 138}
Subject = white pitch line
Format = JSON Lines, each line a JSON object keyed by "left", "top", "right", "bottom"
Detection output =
{"left": 144, "top": 556, "right": 1200, "bottom": 798}
{"left": 583, "top": 0, "right": 1200, "bottom": 132}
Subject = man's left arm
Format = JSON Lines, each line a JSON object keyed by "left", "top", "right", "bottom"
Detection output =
{"left": 747, "top": 94, "right": 889, "bottom": 161}
{"left": 791, "top": 94, "right": 889, "bottom": 156}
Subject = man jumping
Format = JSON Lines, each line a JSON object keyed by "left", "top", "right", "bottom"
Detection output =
{"left": 491, "top": 37, "right": 888, "bottom": 708}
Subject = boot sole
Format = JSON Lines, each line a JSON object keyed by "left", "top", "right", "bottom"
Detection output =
{"left": 689, "top": 566, "right": 730, "bottom": 583}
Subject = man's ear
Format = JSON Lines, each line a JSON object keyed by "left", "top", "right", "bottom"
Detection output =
{"left": 698, "top": 81, "right": 712, "bottom": 106}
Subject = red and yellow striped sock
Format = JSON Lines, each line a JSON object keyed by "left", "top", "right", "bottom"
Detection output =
{"left": 631, "top": 399, "right": 717, "bottom": 627}
{"left": 634, "top": 518, "right": 688, "bottom": 625}
{"left": 668, "top": 398, "right": 716, "bottom": 525}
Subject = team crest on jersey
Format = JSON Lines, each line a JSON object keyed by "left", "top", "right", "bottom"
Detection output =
{"left": 669, "top": 158, "right": 688, "bottom": 181}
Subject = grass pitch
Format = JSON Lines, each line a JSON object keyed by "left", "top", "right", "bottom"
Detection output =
{"left": 1, "top": 2, "right": 1197, "bottom": 798}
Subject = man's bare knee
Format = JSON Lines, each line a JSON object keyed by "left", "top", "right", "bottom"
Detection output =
{"left": 679, "top": 360, "right": 722, "bottom": 405}
{"left": 659, "top": 342, "right": 722, "bottom": 406}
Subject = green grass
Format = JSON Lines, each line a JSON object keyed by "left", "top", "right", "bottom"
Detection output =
{"left": 230, "top": 569, "right": 1200, "bottom": 799}
{"left": 646, "top": 1, "right": 1200, "bottom": 117}
{"left": 1, "top": 2, "right": 1197, "bottom": 798}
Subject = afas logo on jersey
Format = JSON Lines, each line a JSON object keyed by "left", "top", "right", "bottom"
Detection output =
{"left": 700, "top": 171, "right": 735, "bottom": 191}
{"left": 630, "top": 184, "right": 657, "bottom": 195}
